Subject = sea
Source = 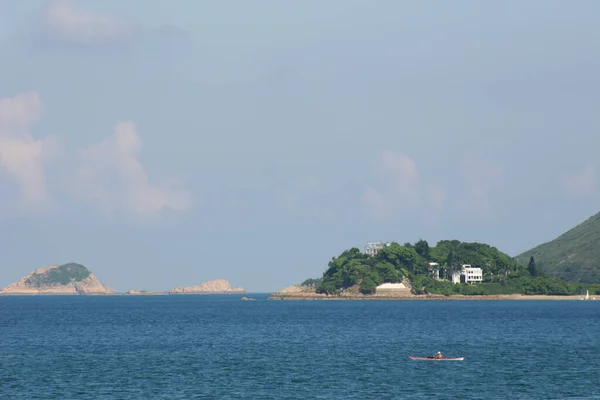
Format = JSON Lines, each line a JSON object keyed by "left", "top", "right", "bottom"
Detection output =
{"left": 1, "top": 294, "right": 599, "bottom": 400}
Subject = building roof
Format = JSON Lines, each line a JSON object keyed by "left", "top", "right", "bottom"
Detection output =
{"left": 376, "top": 282, "right": 407, "bottom": 289}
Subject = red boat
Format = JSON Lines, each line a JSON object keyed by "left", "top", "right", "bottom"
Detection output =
{"left": 409, "top": 355, "right": 465, "bottom": 361}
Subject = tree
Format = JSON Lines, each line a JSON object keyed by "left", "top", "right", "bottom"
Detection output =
{"left": 528, "top": 256, "right": 537, "bottom": 277}
{"left": 360, "top": 276, "right": 378, "bottom": 294}
{"left": 414, "top": 239, "right": 431, "bottom": 259}
{"left": 377, "top": 243, "right": 424, "bottom": 275}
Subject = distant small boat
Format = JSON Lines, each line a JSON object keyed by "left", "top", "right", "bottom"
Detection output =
{"left": 409, "top": 355, "right": 465, "bottom": 361}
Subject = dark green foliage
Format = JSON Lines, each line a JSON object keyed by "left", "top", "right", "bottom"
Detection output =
{"left": 300, "top": 278, "right": 322, "bottom": 287}
{"left": 516, "top": 211, "right": 600, "bottom": 284}
{"left": 411, "top": 275, "right": 454, "bottom": 295}
{"left": 414, "top": 239, "right": 430, "bottom": 259}
{"left": 431, "top": 240, "right": 515, "bottom": 276}
{"left": 359, "top": 276, "right": 378, "bottom": 294}
{"left": 528, "top": 256, "right": 539, "bottom": 277}
{"left": 25, "top": 263, "right": 91, "bottom": 288}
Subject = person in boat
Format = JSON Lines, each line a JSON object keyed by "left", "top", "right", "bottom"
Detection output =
{"left": 435, "top": 352, "right": 443, "bottom": 359}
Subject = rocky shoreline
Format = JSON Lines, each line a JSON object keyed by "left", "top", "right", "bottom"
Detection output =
{"left": 268, "top": 293, "right": 588, "bottom": 300}
{"left": 267, "top": 285, "right": 590, "bottom": 301}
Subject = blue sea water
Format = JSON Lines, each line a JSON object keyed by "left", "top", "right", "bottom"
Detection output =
{"left": 1, "top": 295, "right": 599, "bottom": 399}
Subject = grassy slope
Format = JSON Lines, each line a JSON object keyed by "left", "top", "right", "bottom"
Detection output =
{"left": 516, "top": 212, "right": 600, "bottom": 284}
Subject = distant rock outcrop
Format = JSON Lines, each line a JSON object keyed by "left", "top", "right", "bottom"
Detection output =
{"left": 268, "top": 284, "right": 326, "bottom": 299}
{"left": 126, "top": 290, "right": 159, "bottom": 295}
{"left": 0, "top": 263, "right": 114, "bottom": 295}
{"left": 168, "top": 279, "right": 246, "bottom": 294}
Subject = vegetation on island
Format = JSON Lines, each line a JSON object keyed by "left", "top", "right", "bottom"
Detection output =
{"left": 516, "top": 211, "right": 600, "bottom": 284}
{"left": 300, "top": 278, "right": 323, "bottom": 288}
{"left": 24, "top": 263, "right": 91, "bottom": 288}
{"left": 311, "top": 240, "right": 600, "bottom": 297}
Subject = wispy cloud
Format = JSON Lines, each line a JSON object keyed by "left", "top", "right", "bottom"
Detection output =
{"left": 0, "top": 91, "right": 44, "bottom": 125}
{"left": 0, "top": 91, "right": 191, "bottom": 217}
{"left": 42, "top": 0, "right": 136, "bottom": 45}
{"left": 0, "top": 92, "right": 59, "bottom": 209}
{"left": 558, "top": 163, "right": 597, "bottom": 197}
{"left": 70, "top": 121, "right": 191, "bottom": 216}
{"left": 362, "top": 151, "right": 443, "bottom": 219}
{"left": 361, "top": 187, "right": 391, "bottom": 219}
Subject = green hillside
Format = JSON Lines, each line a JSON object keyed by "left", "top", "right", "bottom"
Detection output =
{"left": 25, "top": 263, "right": 91, "bottom": 288}
{"left": 516, "top": 212, "right": 600, "bottom": 284}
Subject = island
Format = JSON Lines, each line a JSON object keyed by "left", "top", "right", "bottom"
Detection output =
{"left": 0, "top": 263, "right": 114, "bottom": 295}
{"left": 269, "top": 236, "right": 600, "bottom": 301}
{"left": 168, "top": 279, "right": 246, "bottom": 294}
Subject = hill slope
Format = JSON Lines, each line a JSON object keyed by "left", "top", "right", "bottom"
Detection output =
{"left": 0, "top": 263, "right": 114, "bottom": 294}
{"left": 516, "top": 212, "right": 600, "bottom": 284}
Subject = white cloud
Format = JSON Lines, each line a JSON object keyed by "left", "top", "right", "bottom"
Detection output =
{"left": 0, "top": 91, "right": 190, "bottom": 218}
{"left": 558, "top": 163, "right": 596, "bottom": 197}
{"left": 43, "top": 0, "right": 136, "bottom": 45}
{"left": 0, "top": 91, "right": 44, "bottom": 125}
{"left": 70, "top": 121, "right": 191, "bottom": 216}
{"left": 381, "top": 150, "right": 420, "bottom": 199}
{"left": 361, "top": 187, "right": 391, "bottom": 219}
{"left": 0, "top": 92, "right": 58, "bottom": 208}
{"left": 362, "top": 151, "right": 429, "bottom": 218}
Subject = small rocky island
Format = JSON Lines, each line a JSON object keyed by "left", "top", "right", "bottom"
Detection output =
{"left": 168, "top": 279, "right": 246, "bottom": 294}
{"left": 0, "top": 263, "right": 114, "bottom": 295}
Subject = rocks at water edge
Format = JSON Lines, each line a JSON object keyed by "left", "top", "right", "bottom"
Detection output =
{"left": 0, "top": 263, "right": 114, "bottom": 295}
{"left": 126, "top": 290, "right": 162, "bottom": 295}
{"left": 168, "top": 279, "right": 246, "bottom": 294}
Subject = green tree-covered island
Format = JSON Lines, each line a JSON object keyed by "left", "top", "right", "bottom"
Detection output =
{"left": 271, "top": 210, "right": 600, "bottom": 300}
{"left": 270, "top": 238, "right": 600, "bottom": 300}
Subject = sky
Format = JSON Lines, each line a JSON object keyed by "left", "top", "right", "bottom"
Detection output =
{"left": 1, "top": 0, "right": 600, "bottom": 292}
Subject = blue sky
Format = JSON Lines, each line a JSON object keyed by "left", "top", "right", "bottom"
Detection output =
{"left": 1, "top": 0, "right": 600, "bottom": 292}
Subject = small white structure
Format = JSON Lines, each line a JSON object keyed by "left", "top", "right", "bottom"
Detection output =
{"left": 365, "top": 241, "right": 391, "bottom": 257}
{"left": 451, "top": 264, "right": 483, "bottom": 284}
{"left": 581, "top": 290, "right": 596, "bottom": 300}
{"left": 375, "top": 282, "right": 411, "bottom": 295}
{"left": 429, "top": 262, "right": 440, "bottom": 280}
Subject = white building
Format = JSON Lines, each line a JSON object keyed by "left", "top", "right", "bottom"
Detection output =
{"left": 365, "top": 241, "right": 391, "bottom": 256}
{"left": 451, "top": 264, "right": 483, "bottom": 284}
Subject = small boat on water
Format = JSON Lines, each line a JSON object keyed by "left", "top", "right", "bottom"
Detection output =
{"left": 409, "top": 355, "right": 465, "bottom": 361}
